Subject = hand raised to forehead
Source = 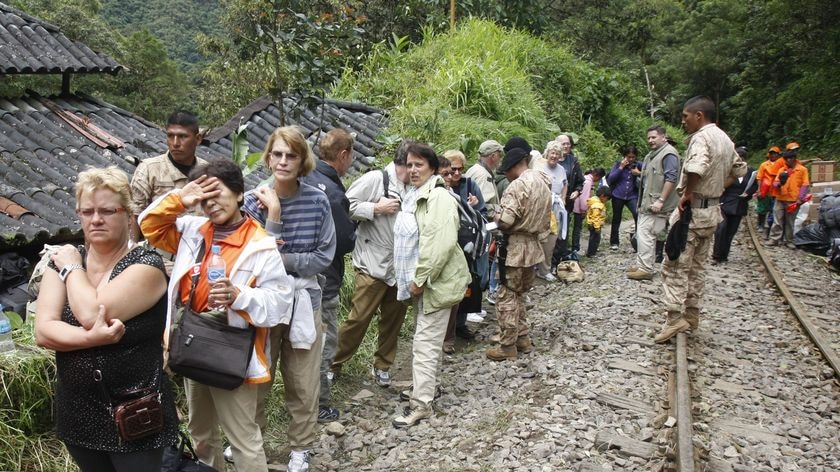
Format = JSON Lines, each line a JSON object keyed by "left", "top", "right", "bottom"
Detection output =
{"left": 179, "top": 175, "right": 221, "bottom": 208}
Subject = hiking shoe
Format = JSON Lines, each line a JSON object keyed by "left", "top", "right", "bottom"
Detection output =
{"left": 372, "top": 368, "right": 391, "bottom": 387}
{"left": 610, "top": 245, "right": 619, "bottom": 251}
{"left": 486, "top": 292, "right": 496, "bottom": 305}
{"left": 654, "top": 319, "right": 691, "bottom": 343}
{"left": 317, "top": 406, "right": 339, "bottom": 424}
{"left": 486, "top": 345, "right": 518, "bottom": 361}
{"left": 443, "top": 341, "right": 455, "bottom": 354}
{"left": 287, "top": 450, "right": 311, "bottom": 472}
{"left": 399, "top": 385, "right": 443, "bottom": 402}
{"left": 223, "top": 445, "right": 234, "bottom": 464}
{"left": 392, "top": 405, "right": 432, "bottom": 428}
{"left": 516, "top": 336, "right": 534, "bottom": 354}
{"left": 455, "top": 326, "right": 476, "bottom": 340}
{"left": 627, "top": 268, "right": 654, "bottom": 281}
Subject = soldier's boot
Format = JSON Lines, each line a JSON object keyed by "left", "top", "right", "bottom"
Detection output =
{"left": 486, "top": 344, "right": 518, "bottom": 361}
{"left": 516, "top": 336, "right": 534, "bottom": 354}
{"left": 655, "top": 240, "right": 665, "bottom": 264}
{"left": 684, "top": 307, "right": 700, "bottom": 331}
{"left": 654, "top": 311, "right": 690, "bottom": 344}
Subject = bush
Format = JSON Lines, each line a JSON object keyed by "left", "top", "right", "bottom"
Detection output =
{"left": 334, "top": 18, "right": 655, "bottom": 171}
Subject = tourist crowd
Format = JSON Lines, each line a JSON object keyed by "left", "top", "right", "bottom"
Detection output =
{"left": 33, "top": 95, "right": 813, "bottom": 472}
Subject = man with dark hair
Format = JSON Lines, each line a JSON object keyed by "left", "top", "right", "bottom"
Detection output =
{"left": 131, "top": 110, "right": 207, "bottom": 222}
{"left": 301, "top": 128, "right": 357, "bottom": 423}
{"left": 486, "top": 147, "right": 552, "bottom": 361}
{"left": 331, "top": 142, "right": 411, "bottom": 387}
{"left": 628, "top": 125, "right": 681, "bottom": 280}
{"left": 655, "top": 96, "right": 746, "bottom": 343}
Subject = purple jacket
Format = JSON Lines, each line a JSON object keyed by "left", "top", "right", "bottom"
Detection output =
{"left": 606, "top": 161, "right": 641, "bottom": 201}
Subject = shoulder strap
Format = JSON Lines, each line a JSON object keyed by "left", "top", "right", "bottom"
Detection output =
{"left": 185, "top": 240, "right": 206, "bottom": 316}
{"left": 382, "top": 168, "right": 390, "bottom": 199}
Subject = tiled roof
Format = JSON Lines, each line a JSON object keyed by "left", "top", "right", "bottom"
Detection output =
{"left": 0, "top": 2, "right": 122, "bottom": 75}
{"left": 0, "top": 92, "right": 216, "bottom": 249}
{"left": 204, "top": 95, "right": 388, "bottom": 176}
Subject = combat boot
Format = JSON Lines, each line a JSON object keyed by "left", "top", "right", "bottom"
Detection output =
{"left": 627, "top": 268, "right": 654, "bottom": 280}
{"left": 654, "top": 312, "right": 690, "bottom": 343}
{"left": 516, "top": 336, "right": 534, "bottom": 354}
{"left": 486, "top": 345, "right": 518, "bottom": 361}
{"left": 684, "top": 307, "right": 700, "bottom": 330}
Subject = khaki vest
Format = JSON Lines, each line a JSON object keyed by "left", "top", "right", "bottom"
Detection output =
{"left": 639, "top": 143, "right": 680, "bottom": 215}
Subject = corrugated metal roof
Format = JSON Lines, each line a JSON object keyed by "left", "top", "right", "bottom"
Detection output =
{"left": 0, "top": 2, "right": 122, "bottom": 75}
{"left": 204, "top": 95, "right": 388, "bottom": 176}
{"left": 0, "top": 92, "right": 217, "bottom": 249}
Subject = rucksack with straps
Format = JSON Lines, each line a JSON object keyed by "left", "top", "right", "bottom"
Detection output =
{"left": 452, "top": 187, "right": 490, "bottom": 268}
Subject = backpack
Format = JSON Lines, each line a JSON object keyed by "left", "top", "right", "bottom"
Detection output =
{"left": 453, "top": 185, "right": 490, "bottom": 266}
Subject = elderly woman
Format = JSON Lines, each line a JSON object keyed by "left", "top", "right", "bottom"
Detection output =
{"left": 606, "top": 144, "right": 642, "bottom": 250}
{"left": 139, "top": 158, "right": 292, "bottom": 472}
{"left": 35, "top": 167, "right": 178, "bottom": 472}
{"left": 242, "top": 126, "right": 335, "bottom": 472}
{"left": 537, "top": 140, "right": 569, "bottom": 279}
{"left": 394, "top": 143, "right": 470, "bottom": 428}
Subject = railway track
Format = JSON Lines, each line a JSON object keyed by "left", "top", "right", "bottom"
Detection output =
{"left": 667, "top": 217, "right": 840, "bottom": 471}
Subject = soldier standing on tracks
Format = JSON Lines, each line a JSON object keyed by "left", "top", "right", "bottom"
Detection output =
{"left": 655, "top": 96, "right": 746, "bottom": 343}
{"left": 486, "top": 147, "right": 553, "bottom": 360}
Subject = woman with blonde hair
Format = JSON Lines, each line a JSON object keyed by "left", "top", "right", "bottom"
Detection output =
{"left": 36, "top": 166, "right": 178, "bottom": 472}
{"left": 242, "top": 126, "right": 336, "bottom": 472}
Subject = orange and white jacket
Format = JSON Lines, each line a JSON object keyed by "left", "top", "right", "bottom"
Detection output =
{"left": 139, "top": 191, "right": 294, "bottom": 384}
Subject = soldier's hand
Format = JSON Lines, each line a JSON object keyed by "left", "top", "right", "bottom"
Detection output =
{"left": 650, "top": 199, "right": 664, "bottom": 214}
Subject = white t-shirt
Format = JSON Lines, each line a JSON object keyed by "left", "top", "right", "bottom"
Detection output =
{"left": 541, "top": 163, "right": 568, "bottom": 196}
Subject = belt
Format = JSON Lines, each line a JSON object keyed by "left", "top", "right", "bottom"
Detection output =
{"left": 690, "top": 196, "right": 720, "bottom": 209}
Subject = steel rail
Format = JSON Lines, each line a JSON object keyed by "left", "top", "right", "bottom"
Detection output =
{"left": 674, "top": 332, "right": 694, "bottom": 472}
{"left": 746, "top": 218, "right": 840, "bottom": 378}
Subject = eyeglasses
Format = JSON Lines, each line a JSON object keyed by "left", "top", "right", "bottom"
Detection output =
{"left": 450, "top": 166, "right": 464, "bottom": 173}
{"left": 269, "top": 151, "right": 299, "bottom": 162}
{"left": 440, "top": 171, "right": 453, "bottom": 178}
{"left": 76, "top": 207, "right": 127, "bottom": 218}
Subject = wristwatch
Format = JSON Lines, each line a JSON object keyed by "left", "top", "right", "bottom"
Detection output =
{"left": 58, "top": 264, "right": 85, "bottom": 282}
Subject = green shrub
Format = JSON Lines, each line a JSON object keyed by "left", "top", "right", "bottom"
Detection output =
{"left": 334, "top": 18, "right": 655, "bottom": 171}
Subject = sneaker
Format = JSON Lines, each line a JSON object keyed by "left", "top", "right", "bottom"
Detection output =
{"left": 654, "top": 319, "right": 691, "bottom": 343}
{"left": 317, "top": 406, "right": 339, "bottom": 423}
{"left": 393, "top": 405, "right": 432, "bottom": 428}
{"left": 466, "top": 311, "right": 486, "bottom": 323}
{"left": 486, "top": 292, "right": 496, "bottom": 305}
{"left": 399, "top": 384, "right": 443, "bottom": 402}
{"left": 287, "top": 450, "right": 311, "bottom": 472}
{"left": 537, "top": 272, "right": 557, "bottom": 282}
{"left": 223, "top": 445, "right": 234, "bottom": 464}
{"left": 610, "top": 244, "right": 619, "bottom": 251}
{"left": 372, "top": 367, "right": 391, "bottom": 387}
{"left": 627, "top": 268, "right": 654, "bottom": 280}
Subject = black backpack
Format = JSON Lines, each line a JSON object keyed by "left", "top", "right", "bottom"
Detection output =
{"left": 452, "top": 184, "right": 490, "bottom": 265}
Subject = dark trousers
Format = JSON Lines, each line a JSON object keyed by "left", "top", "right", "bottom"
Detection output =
{"left": 66, "top": 444, "right": 165, "bottom": 472}
{"left": 713, "top": 214, "right": 743, "bottom": 261}
{"left": 552, "top": 204, "right": 582, "bottom": 265}
{"left": 456, "top": 272, "right": 482, "bottom": 326}
{"left": 610, "top": 196, "right": 638, "bottom": 245}
{"left": 587, "top": 227, "right": 601, "bottom": 256}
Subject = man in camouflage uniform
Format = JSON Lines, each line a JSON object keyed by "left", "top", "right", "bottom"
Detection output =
{"left": 655, "top": 96, "right": 746, "bottom": 343}
{"left": 486, "top": 147, "right": 553, "bottom": 361}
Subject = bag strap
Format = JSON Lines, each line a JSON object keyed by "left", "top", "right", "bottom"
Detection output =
{"left": 184, "top": 240, "right": 207, "bottom": 319}
{"left": 382, "top": 168, "right": 390, "bottom": 199}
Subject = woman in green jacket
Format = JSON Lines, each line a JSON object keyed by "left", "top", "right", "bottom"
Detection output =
{"left": 393, "top": 143, "right": 470, "bottom": 428}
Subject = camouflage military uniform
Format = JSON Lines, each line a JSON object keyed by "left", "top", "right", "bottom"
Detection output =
{"left": 661, "top": 123, "right": 746, "bottom": 328}
{"left": 496, "top": 169, "right": 552, "bottom": 346}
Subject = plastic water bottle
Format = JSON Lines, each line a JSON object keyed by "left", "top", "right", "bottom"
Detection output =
{"left": 0, "top": 305, "right": 15, "bottom": 354}
{"left": 207, "top": 245, "right": 226, "bottom": 310}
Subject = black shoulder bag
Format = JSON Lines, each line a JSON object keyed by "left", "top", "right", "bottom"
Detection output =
{"left": 167, "top": 241, "right": 256, "bottom": 390}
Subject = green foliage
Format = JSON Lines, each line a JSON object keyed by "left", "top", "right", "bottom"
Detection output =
{"left": 334, "top": 19, "right": 651, "bottom": 169}
{"left": 0, "top": 321, "right": 74, "bottom": 472}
